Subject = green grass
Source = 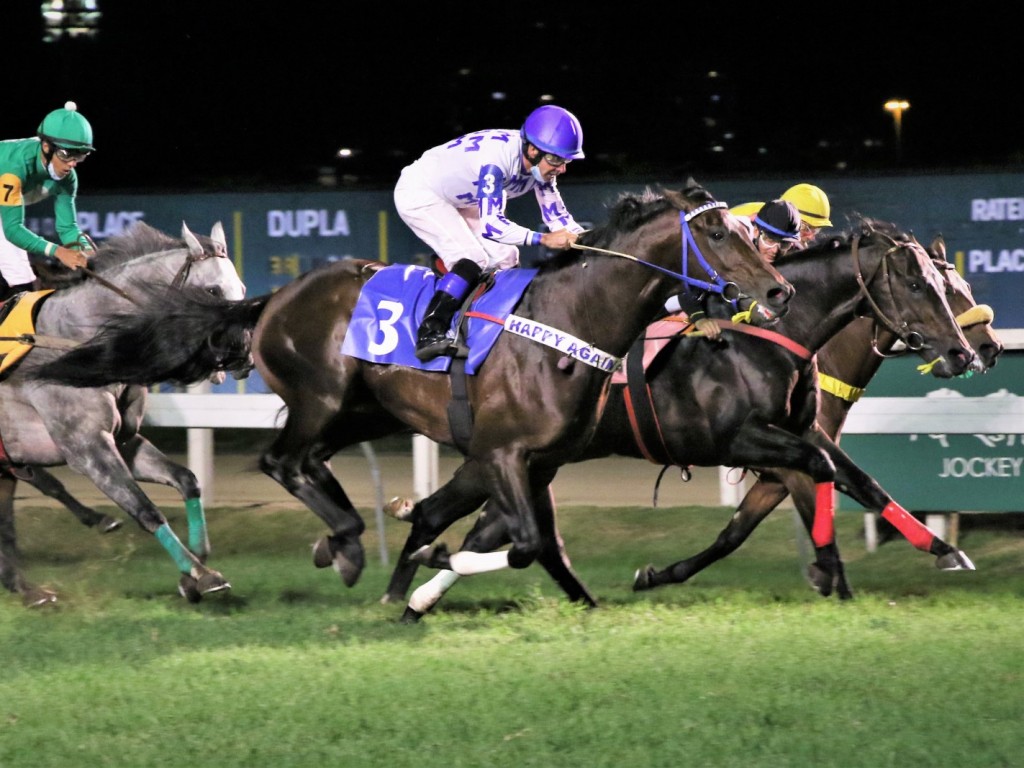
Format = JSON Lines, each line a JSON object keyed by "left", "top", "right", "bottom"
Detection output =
{"left": 1, "top": 504, "right": 1022, "bottom": 767}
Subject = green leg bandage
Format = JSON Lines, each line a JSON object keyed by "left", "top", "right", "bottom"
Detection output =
{"left": 155, "top": 524, "right": 194, "bottom": 573}
{"left": 185, "top": 497, "right": 209, "bottom": 555}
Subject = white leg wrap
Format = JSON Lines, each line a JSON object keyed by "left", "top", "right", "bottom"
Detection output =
{"left": 448, "top": 549, "right": 510, "bottom": 576}
{"left": 408, "top": 570, "right": 461, "bottom": 614}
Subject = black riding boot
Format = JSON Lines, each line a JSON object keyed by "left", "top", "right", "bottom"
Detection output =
{"left": 415, "top": 291, "right": 463, "bottom": 361}
{"left": 414, "top": 258, "right": 482, "bottom": 361}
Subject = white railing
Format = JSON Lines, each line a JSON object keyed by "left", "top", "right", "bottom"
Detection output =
{"left": 146, "top": 390, "right": 1023, "bottom": 504}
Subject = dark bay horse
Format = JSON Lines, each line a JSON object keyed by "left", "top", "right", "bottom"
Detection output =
{"left": 30, "top": 182, "right": 794, "bottom": 596}
{"left": 1, "top": 221, "right": 245, "bottom": 606}
{"left": 709, "top": 236, "right": 1003, "bottom": 599}
{"left": 382, "top": 220, "right": 981, "bottom": 619}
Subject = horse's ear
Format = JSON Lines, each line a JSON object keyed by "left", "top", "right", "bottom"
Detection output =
{"left": 930, "top": 234, "right": 946, "bottom": 260}
{"left": 211, "top": 222, "right": 228, "bottom": 255}
{"left": 181, "top": 221, "right": 203, "bottom": 258}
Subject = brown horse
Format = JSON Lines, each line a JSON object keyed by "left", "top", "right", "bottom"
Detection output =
{"left": 29, "top": 182, "right": 793, "bottom": 596}
{"left": 701, "top": 236, "right": 1003, "bottom": 599}
{"left": 381, "top": 221, "right": 984, "bottom": 619}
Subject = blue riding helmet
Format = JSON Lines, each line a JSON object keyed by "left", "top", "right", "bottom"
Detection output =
{"left": 521, "top": 105, "right": 584, "bottom": 160}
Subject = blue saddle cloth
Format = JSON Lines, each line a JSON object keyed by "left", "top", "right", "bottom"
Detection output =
{"left": 340, "top": 264, "right": 537, "bottom": 373}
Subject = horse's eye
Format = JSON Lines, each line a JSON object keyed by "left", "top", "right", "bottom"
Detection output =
{"left": 207, "top": 286, "right": 224, "bottom": 298}
{"left": 908, "top": 279, "right": 924, "bottom": 293}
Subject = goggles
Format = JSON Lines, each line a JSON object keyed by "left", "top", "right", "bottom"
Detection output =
{"left": 541, "top": 152, "right": 571, "bottom": 167}
{"left": 54, "top": 147, "right": 90, "bottom": 163}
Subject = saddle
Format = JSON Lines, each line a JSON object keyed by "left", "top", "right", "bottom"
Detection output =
{"left": 0, "top": 290, "right": 55, "bottom": 378}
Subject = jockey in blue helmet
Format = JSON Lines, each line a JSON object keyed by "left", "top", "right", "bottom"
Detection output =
{"left": 394, "top": 104, "right": 587, "bottom": 360}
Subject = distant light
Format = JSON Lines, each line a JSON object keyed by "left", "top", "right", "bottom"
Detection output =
{"left": 707, "top": 71, "right": 719, "bottom": 79}
{"left": 884, "top": 99, "right": 910, "bottom": 113}
{"left": 539, "top": 94, "right": 555, "bottom": 103}
{"left": 336, "top": 148, "right": 354, "bottom": 159}
{"left": 491, "top": 92, "right": 506, "bottom": 101}
{"left": 458, "top": 68, "right": 472, "bottom": 76}
{"left": 710, "top": 145, "right": 724, "bottom": 153}
{"left": 41, "top": 0, "right": 101, "bottom": 43}
{"left": 710, "top": 93, "right": 721, "bottom": 103}
{"left": 722, "top": 132, "right": 734, "bottom": 140}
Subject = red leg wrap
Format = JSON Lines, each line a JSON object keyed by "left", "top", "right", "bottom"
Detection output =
{"left": 811, "top": 482, "right": 835, "bottom": 547}
{"left": 881, "top": 501, "right": 935, "bottom": 552}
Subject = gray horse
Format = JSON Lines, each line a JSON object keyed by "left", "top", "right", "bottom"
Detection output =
{"left": 0, "top": 221, "right": 246, "bottom": 606}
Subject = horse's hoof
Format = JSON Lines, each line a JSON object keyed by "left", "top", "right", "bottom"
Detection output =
{"left": 196, "top": 570, "right": 231, "bottom": 595}
{"left": 936, "top": 549, "right": 976, "bottom": 571}
{"left": 97, "top": 515, "right": 123, "bottom": 534}
{"left": 22, "top": 587, "right": 58, "bottom": 608}
{"left": 633, "top": 565, "right": 656, "bottom": 592}
{"left": 178, "top": 574, "right": 202, "bottom": 603}
{"left": 385, "top": 496, "right": 415, "bottom": 522}
{"left": 399, "top": 606, "right": 424, "bottom": 624}
{"left": 312, "top": 536, "right": 333, "bottom": 568}
{"left": 409, "top": 543, "right": 449, "bottom": 569}
{"left": 806, "top": 563, "right": 834, "bottom": 597}
{"left": 380, "top": 591, "right": 407, "bottom": 605}
{"left": 314, "top": 535, "right": 365, "bottom": 587}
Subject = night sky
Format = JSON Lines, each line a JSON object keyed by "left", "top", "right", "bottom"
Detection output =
{"left": 6, "top": 2, "right": 1020, "bottom": 192}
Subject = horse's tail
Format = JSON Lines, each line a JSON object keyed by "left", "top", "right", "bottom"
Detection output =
{"left": 32, "top": 288, "right": 272, "bottom": 388}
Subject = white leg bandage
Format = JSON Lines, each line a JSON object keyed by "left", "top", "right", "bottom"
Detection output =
{"left": 448, "top": 549, "right": 510, "bottom": 576}
{"left": 408, "top": 570, "right": 461, "bottom": 614}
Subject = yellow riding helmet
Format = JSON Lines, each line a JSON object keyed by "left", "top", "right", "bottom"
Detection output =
{"left": 782, "top": 183, "right": 832, "bottom": 228}
{"left": 729, "top": 201, "right": 763, "bottom": 218}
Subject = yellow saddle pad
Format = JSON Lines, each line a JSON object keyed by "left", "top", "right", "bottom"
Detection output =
{"left": 0, "top": 290, "right": 55, "bottom": 376}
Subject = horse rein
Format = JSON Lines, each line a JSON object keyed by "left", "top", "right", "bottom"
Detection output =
{"left": 569, "top": 201, "right": 740, "bottom": 299}
{"left": 849, "top": 231, "right": 927, "bottom": 355}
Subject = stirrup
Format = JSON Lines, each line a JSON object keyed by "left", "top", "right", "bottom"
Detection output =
{"left": 415, "top": 335, "right": 455, "bottom": 362}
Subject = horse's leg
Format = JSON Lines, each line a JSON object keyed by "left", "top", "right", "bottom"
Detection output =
{"left": 259, "top": 417, "right": 369, "bottom": 586}
{"left": 383, "top": 459, "right": 491, "bottom": 607}
{"left": 118, "top": 434, "right": 208, "bottom": 559}
{"left": 633, "top": 477, "right": 790, "bottom": 591}
{"left": 54, "top": 430, "right": 229, "bottom": 601}
{"left": 635, "top": 421, "right": 837, "bottom": 592}
{"left": 764, "top": 469, "right": 848, "bottom": 598}
{"left": 21, "top": 466, "right": 122, "bottom": 533}
{"left": 814, "top": 431, "right": 975, "bottom": 571}
{"left": 402, "top": 477, "right": 599, "bottom": 621}
{"left": 0, "top": 475, "right": 57, "bottom": 607}
{"left": 530, "top": 479, "right": 598, "bottom": 606}
{"left": 411, "top": 447, "right": 541, "bottom": 576}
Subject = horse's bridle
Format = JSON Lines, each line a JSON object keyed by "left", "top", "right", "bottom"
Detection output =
{"left": 849, "top": 229, "right": 928, "bottom": 355}
{"left": 170, "top": 240, "right": 228, "bottom": 290}
{"left": 570, "top": 200, "right": 741, "bottom": 300}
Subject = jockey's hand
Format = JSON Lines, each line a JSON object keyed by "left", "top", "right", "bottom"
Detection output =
{"left": 540, "top": 230, "right": 578, "bottom": 250}
{"left": 694, "top": 317, "right": 722, "bottom": 340}
{"left": 54, "top": 245, "right": 88, "bottom": 270}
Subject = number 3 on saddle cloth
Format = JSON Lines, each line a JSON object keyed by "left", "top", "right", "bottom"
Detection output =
{"left": 341, "top": 265, "right": 537, "bottom": 373}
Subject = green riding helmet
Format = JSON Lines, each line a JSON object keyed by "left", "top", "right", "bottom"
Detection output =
{"left": 37, "top": 101, "right": 95, "bottom": 151}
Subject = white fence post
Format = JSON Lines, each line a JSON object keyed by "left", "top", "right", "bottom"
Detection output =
{"left": 413, "top": 434, "right": 439, "bottom": 500}
{"left": 184, "top": 381, "right": 215, "bottom": 505}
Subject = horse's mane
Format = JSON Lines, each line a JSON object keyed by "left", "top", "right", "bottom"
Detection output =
{"left": 88, "top": 221, "right": 218, "bottom": 273}
{"left": 787, "top": 215, "right": 916, "bottom": 262}
{"left": 577, "top": 180, "right": 715, "bottom": 251}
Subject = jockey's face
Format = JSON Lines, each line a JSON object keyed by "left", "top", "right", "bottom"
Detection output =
{"left": 43, "top": 143, "right": 88, "bottom": 179}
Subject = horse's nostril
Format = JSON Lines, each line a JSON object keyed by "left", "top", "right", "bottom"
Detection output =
{"left": 767, "top": 285, "right": 794, "bottom": 308}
